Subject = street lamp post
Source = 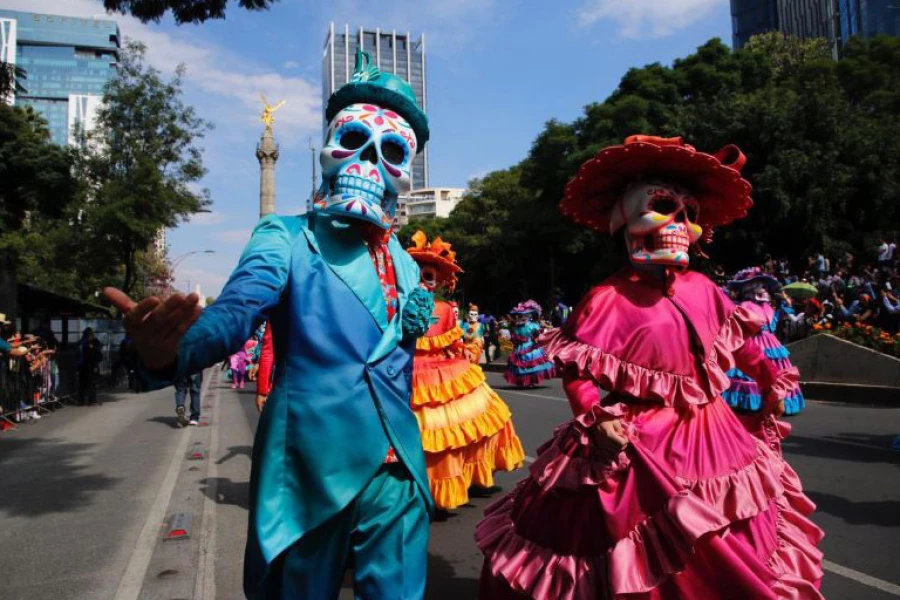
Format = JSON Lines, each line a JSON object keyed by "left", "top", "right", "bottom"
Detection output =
{"left": 168, "top": 250, "right": 215, "bottom": 295}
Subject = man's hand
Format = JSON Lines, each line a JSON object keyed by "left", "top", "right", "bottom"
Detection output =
{"left": 593, "top": 418, "right": 629, "bottom": 460}
{"left": 104, "top": 287, "right": 202, "bottom": 371}
{"left": 255, "top": 393, "right": 268, "bottom": 414}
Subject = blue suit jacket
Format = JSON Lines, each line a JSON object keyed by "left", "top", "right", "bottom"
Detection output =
{"left": 162, "top": 213, "right": 431, "bottom": 595}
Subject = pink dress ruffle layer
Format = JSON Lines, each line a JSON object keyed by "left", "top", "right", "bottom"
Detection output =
{"left": 476, "top": 269, "right": 823, "bottom": 600}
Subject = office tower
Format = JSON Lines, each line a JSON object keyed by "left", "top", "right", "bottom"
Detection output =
{"left": 0, "top": 10, "right": 120, "bottom": 145}
{"left": 731, "top": 0, "right": 899, "bottom": 56}
{"left": 322, "top": 23, "right": 429, "bottom": 190}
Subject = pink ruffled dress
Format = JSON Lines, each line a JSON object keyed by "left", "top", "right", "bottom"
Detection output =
{"left": 476, "top": 268, "right": 824, "bottom": 600}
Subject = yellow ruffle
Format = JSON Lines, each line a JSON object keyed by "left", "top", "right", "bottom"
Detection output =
{"left": 412, "top": 363, "right": 486, "bottom": 406}
{"left": 416, "top": 325, "right": 464, "bottom": 351}
{"left": 417, "top": 389, "right": 513, "bottom": 453}
{"left": 428, "top": 428, "right": 526, "bottom": 510}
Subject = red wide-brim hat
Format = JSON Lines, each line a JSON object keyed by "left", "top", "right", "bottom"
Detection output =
{"left": 560, "top": 135, "right": 753, "bottom": 235}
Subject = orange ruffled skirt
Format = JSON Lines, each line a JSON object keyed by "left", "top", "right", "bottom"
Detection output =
{"left": 413, "top": 350, "right": 525, "bottom": 510}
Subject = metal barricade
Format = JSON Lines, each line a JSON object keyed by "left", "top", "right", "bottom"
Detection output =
{"left": 0, "top": 353, "right": 65, "bottom": 430}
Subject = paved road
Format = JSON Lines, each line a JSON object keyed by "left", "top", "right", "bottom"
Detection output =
{"left": 0, "top": 369, "right": 897, "bottom": 599}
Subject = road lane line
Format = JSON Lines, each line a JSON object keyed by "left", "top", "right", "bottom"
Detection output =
{"left": 824, "top": 560, "right": 900, "bottom": 596}
{"left": 525, "top": 456, "right": 536, "bottom": 464}
{"left": 502, "top": 389, "right": 568, "bottom": 402}
{"left": 113, "top": 371, "right": 210, "bottom": 600}
{"left": 194, "top": 370, "right": 220, "bottom": 600}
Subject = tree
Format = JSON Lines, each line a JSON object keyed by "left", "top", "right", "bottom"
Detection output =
{"left": 0, "top": 104, "right": 77, "bottom": 235}
{"left": 434, "top": 35, "right": 900, "bottom": 310}
{"left": 103, "top": 0, "right": 277, "bottom": 23}
{"left": 0, "top": 62, "right": 26, "bottom": 99}
{"left": 78, "top": 40, "right": 212, "bottom": 294}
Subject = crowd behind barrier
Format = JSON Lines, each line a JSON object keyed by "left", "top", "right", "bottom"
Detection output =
{"left": 1, "top": 317, "right": 127, "bottom": 430}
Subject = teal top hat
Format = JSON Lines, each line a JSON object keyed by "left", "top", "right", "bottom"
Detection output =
{"left": 325, "top": 48, "right": 430, "bottom": 152}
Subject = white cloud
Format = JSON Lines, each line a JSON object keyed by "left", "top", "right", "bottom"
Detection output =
{"left": 284, "top": 60, "right": 299, "bottom": 69}
{"left": 577, "top": 0, "right": 723, "bottom": 38}
{"left": 3, "top": 0, "right": 321, "bottom": 139}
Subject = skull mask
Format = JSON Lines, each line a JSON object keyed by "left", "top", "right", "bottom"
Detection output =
{"left": 609, "top": 180, "right": 703, "bottom": 269}
{"left": 319, "top": 103, "right": 417, "bottom": 229}
{"left": 468, "top": 309, "right": 480, "bottom": 323}
{"left": 419, "top": 265, "right": 439, "bottom": 291}
{"left": 744, "top": 282, "right": 771, "bottom": 304}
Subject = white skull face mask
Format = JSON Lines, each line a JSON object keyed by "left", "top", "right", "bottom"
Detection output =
{"left": 319, "top": 103, "right": 417, "bottom": 229}
{"left": 468, "top": 309, "right": 479, "bottom": 323}
{"left": 420, "top": 265, "right": 438, "bottom": 291}
{"left": 746, "top": 283, "right": 771, "bottom": 303}
{"left": 609, "top": 180, "right": 703, "bottom": 268}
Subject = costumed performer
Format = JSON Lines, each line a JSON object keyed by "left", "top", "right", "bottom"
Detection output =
{"left": 724, "top": 267, "right": 806, "bottom": 419}
{"left": 408, "top": 231, "right": 525, "bottom": 511}
{"left": 462, "top": 303, "right": 486, "bottom": 364}
{"left": 505, "top": 300, "right": 555, "bottom": 388}
{"left": 477, "top": 135, "right": 824, "bottom": 599}
{"left": 105, "top": 48, "right": 437, "bottom": 599}
{"left": 255, "top": 322, "right": 274, "bottom": 413}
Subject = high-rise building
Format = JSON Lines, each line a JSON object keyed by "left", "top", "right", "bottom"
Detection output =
{"left": 0, "top": 10, "right": 120, "bottom": 145}
{"left": 322, "top": 23, "right": 429, "bottom": 190}
{"left": 730, "top": 0, "right": 899, "bottom": 55}
{"left": 396, "top": 187, "right": 465, "bottom": 226}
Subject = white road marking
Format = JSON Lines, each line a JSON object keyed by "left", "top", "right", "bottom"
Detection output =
{"left": 824, "top": 560, "right": 900, "bottom": 596}
{"left": 194, "top": 370, "right": 219, "bottom": 600}
{"left": 502, "top": 389, "right": 567, "bottom": 403}
{"left": 524, "top": 455, "right": 536, "bottom": 464}
{"left": 113, "top": 372, "right": 210, "bottom": 600}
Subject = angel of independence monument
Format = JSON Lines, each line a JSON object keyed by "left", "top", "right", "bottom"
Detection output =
{"left": 256, "top": 95, "right": 284, "bottom": 217}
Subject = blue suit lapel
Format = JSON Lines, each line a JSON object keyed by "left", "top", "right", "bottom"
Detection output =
{"left": 303, "top": 215, "right": 388, "bottom": 331}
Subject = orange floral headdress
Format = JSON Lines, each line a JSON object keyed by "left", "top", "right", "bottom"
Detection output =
{"left": 407, "top": 230, "right": 463, "bottom": 291}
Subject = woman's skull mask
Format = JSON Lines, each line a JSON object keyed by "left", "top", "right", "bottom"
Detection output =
{"left": 609, "top": 180, "right": 704, "bottom": 269}
{"left": 320, "top": 103, "right": 416, "bottom": 229}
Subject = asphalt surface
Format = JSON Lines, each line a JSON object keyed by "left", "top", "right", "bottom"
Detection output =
{"left": 0, "top": 368, "right": 898, "bottom": 599}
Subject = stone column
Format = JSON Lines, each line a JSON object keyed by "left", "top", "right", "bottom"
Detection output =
{"left": 256, "top": 126, "right": 279, "bottom": 218}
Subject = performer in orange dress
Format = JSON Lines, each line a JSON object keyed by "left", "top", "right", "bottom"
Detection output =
{"left": 407, "top": 231, "right": 525, "bottom": 510}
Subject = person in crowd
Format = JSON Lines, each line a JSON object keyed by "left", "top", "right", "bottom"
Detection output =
{"left": 174, "top": 371, "right": 202, "bottom": 427}
{"left": 105, "top": 48, "right": 437, "bottom": 598}
{"left": 77, "top": 328, "right": 103, "bottom": 406}
{"left": 229, "top": 342, "right": 251, "bottom": 389}
{"left": 407, "top": 231, "right": 524, "bottom": 511}
{"left": 482, "top": 310, "right": 500, "bottom": 362}
{"left": 478, "top": 135, "right": 823, "bottom": 599}
{"left": 724, "top": 268, "right": 806, "bottom": 420}
{"left": 254, "top": 322, "right": 274, "bottom": 414}
{"left": 504, "top": 300, "right": 555, "bottom": 388}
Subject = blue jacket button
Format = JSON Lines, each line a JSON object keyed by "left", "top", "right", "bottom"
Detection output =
{"left": 387, "top": 366, "right": 397, "bottom": 376}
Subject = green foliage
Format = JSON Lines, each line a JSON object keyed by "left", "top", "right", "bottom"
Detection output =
{"left": 0, "top": 104, "right": 76, "bottom": 234}
{"left": 103, "top": 0, "right": 277, "bottom": 23}
{"left": 0, "top": 61, "right": 27, "bottom": 97}
{"left": 0, "top": 41, "right": 211, "bottom": 301}
{"left": 78, "top": 41, "right": 212, "bottom": 294}
{"left": 438, "top": 35, "right": 900, "bottom": 313}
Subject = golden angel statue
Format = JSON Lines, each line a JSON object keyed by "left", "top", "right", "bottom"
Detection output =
{"left": 259, "top": 93, "right": 286, "bottom": 129}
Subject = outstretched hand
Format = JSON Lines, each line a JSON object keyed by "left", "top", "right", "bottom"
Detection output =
{"left": 104, "top": 287, "right": 203, "bottom": 371}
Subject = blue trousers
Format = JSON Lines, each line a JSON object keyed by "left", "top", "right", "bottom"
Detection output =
{"left": 258, "top": 463, "right": 429, "bottom": 600}
{"left": 174, "top": 372, "right": 202, "bottom": 420}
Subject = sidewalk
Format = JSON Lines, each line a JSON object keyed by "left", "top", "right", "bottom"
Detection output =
{"left": 0, "top": 368, "right": 254, "bottom": 600}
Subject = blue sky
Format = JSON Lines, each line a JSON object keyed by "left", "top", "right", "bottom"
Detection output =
{"left": 5, "top": 0, "right": 732, "bottom": 296}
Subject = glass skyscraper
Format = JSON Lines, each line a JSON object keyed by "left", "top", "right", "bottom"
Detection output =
{"left": 0, "top": 10, "right": 120, "bottom": 145}
{"left": 322, "top": 23, "right": 429, "bottom": 191}
{"left": 731, "top": 0, "right": 899, "bottom": 55}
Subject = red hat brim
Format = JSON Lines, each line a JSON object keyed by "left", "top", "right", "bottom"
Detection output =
{"left": 407, "top": 250, "right": 464, "bottom": 275}
{"left": 560, "top": 139, "right": 753, "bottom": 234}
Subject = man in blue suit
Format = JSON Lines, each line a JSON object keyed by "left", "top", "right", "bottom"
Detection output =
{"left": 105, "top": 50, "right": 435, "bottom": 599}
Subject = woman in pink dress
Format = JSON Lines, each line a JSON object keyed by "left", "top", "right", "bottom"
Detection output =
{"left": 229, "top": 339, "right": 256, "bottom": 389}
{"left": 476, "top": 135, "right": 824, "bottom": 599}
